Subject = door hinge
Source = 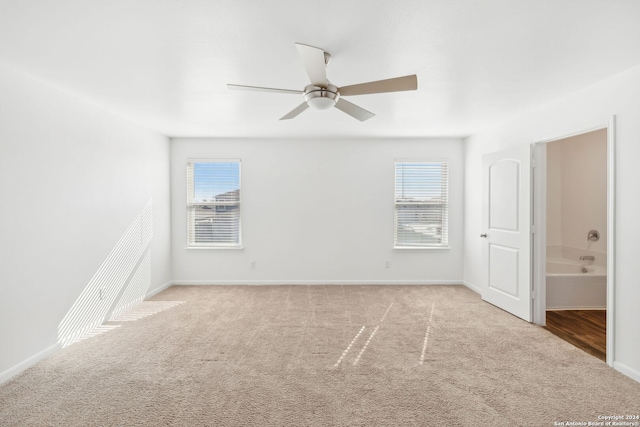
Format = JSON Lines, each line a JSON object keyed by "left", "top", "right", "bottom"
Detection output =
{"left": 531, "top": 225, "right": 537, "bottom": 234}
{"left": 531, "top": 290, "right": 537, "bottom": 300}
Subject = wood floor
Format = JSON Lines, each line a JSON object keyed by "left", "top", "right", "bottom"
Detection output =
{"left": 544, "top": 310, "right": 606, "bottom": 362}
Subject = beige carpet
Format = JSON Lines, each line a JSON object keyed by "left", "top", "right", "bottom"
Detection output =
{"left": 1, "top": 285, "right": 639, "bottom": 426}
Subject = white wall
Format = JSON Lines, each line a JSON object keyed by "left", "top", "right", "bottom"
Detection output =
{"left": 171, "top": 138, "right": 464, "bottom": 284}
{"left": 463, "top": 64, "right": 640, "bottom": 381}
{"left": 0, "top": 63, "right": 171, "bottom": 382}
{"left": 546, "top": 129, "right": 608, "bottom": 264}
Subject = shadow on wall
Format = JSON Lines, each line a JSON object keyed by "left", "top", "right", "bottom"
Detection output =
{"left": 57, "top": 200, "right": 154, "bottom": 348}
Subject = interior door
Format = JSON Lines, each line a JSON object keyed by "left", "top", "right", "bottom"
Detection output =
{"left": 481, "top": 145, "right": 532, "bottom": 322}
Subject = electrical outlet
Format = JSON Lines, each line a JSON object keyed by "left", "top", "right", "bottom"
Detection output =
{"left": 250, "top": 260, "right": 256, "bottom": 269}
{"left": 385, "top": 260, "right": 390, "bottom": 269}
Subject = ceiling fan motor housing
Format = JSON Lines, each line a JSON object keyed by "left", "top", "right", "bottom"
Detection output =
{"left": 304, "top": 83, "right": 339, "bottom": 110}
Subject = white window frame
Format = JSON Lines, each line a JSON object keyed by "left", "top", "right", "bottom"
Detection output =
{"left": 394, "top": 160, "right": 450, "bottom": 250}
{"left": 186, "top": 159, "right": 242, "bottom": 250}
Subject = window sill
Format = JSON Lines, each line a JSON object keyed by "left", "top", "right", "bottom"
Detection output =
{"left": 393, "top": 246, "right": 450, "bottom": 252}
{"left": 185, "top": 246, "right": 244, "bottom": 251}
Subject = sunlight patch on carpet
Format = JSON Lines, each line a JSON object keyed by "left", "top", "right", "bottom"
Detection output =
{"left": 334, "top": 326, "right": 366, "bottom": 368}
{"left": 110, "top": 301, "right": 185, "bottom": 322}
{"left": 353, "top": 325, "right": 379, "bottom": 365}
{"left": 73, "top": 324, "right": 122, "bottom": 344}
{"left": 63, "top": 301, "right": 185, "bottom": 347}
{"left": 419, "top": 301, "right": 436, "bottom": 365}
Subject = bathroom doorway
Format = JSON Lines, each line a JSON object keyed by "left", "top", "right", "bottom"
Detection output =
{"left": 532, "top": 123, "right": 614, "bottom": 364}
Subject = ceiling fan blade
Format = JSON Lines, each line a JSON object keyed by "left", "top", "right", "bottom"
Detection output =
{"left": 339, "top": 74, "right": 417, "bottom": 96}
{"left": 295, "top": 43, "right": 327, "bottom": 87}
{"left": 280, "top": 102, "right": 310, "bottom": 120}
{"left": 334, "top": 98, "right": 375, "bottom": 121}
{"left": 227, "top": 84, "right": 303, "bottom": 95}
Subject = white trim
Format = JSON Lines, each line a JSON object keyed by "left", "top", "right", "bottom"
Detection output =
{"left": 394, "top": 157, "right": 451, "bottom": 163}
{"left": 0, "top": 342, "right": 61, "bottom": 385}
{"left": 145, "top": 281, "right": 173, "bottom": 299}
{"left": 532, "top": 142, "right": 547, "bottom": 326}
{"left": 184, "top": 246, "right": 244, "bottom": 251}
{"left": 613, "top": 362, "right": 640, "bottom": 383}
{"left": 606, "top": 116, "right": 616, "bottom": 368}
{"left": 187, "top": 158, "right": 241, "bottom": 163}
{"left": 535, "top": 125, "right": 610, "bottom": 146}
{"left": 546, "top": 306, "right": 607, "bottom": 311}
{"left": 462, "top": 280, "right": 482, "bottom": 294}
{"left": 393, "top": 246, "right": 451, "bottom": 251}
{"left": 171, "top": 280, "right": 464, "bottom": 286}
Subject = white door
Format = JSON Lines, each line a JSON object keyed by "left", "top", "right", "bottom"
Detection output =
{"left": 481, "top": 145, "right": 532, "bottom": 322}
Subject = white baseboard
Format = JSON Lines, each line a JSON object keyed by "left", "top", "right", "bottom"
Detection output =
{"left": 546, "top": 306, "right": 607, "bottom": 311}
{"left": 145, "top": 280, "right": 173, "bottom": 298}
{"left": 0, "top": 342, "right": 61, "bottom": 385}
{"left": 171, "top": 279, "right": 464, "bottom": 286}
{"left": 462, "top": 280, "right": 482, "bottom": 294}
{"left": 614, "top": 361, "right": 640, "bottom": 384}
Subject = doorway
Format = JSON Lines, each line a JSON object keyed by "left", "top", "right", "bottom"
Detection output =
{"left": 532, "top": 122, "right": 615, "bottom": 366}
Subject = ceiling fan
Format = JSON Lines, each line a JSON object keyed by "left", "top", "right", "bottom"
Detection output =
{"left": 227, "top": 43, "right": 418, "bottom": 122}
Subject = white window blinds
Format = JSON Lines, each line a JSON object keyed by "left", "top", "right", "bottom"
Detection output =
{"left": 186, "top": 161, "right": 241, "bottom": 247}
{"left": 394, "top": 161, "right": 449, "bottom": 248}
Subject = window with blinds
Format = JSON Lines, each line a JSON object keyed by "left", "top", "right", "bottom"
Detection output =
{"left": 186, "top": 160, "right": 241, "bottom": 248}
{"left": 394, "top": 161, "right": 449, "bottom": 248}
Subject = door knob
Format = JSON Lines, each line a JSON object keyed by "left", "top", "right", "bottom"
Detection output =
{"left": 480, "top": 233, "right": 487, "bottom": 238}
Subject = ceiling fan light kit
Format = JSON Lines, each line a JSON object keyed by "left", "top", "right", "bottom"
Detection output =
{"left": 228, "top": 42, "right": 417, "bottom": 121}
{"left": 304, "top": 83, "right": 339, "bottom": 110}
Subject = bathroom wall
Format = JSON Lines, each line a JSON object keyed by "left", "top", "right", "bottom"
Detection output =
{"left": 546, "top": 128, "right": 607, "bottom": 265}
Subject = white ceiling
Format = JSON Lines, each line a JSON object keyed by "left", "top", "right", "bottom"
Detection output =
{"left": 1, "top": 0, "right": 639, "bottom": 138}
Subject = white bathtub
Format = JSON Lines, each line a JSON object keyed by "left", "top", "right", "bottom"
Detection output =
{"left": 546, "top": 258, "right": 607, "bottom": 310}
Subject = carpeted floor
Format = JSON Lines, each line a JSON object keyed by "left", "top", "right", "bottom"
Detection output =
{"left": 1, "top": 285, "right": 639, "bottom": 426}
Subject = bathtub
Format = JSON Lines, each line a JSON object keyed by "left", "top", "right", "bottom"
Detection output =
{"left": 546, "top": 258, "right": 607, "bottom": 310}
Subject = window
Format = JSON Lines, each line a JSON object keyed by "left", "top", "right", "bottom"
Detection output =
{"left": 187, "top": 160, "right": 241, "bottom": 248}
{"left": 394, "top": 161, "right": 449, "bottom": 248}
